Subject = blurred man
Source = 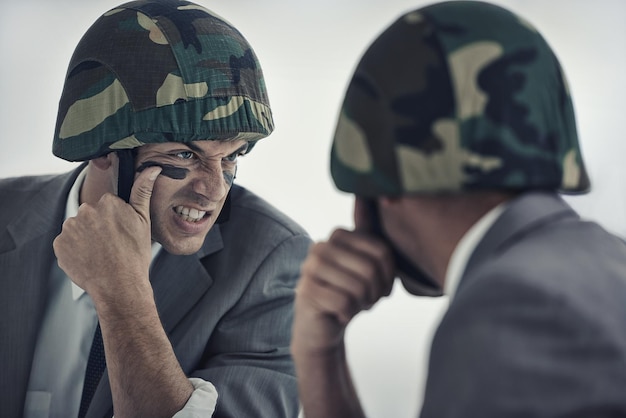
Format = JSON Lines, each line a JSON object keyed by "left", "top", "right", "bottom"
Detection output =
{"left": 0, "top": 1, "right": 310, "bottom": 417}
{"left": 291, "top": 1, "right": 626, "bottom": 416}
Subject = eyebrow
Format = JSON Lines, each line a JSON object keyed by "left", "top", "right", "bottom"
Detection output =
{"left": 232, "top": 143, "right": 250, "bottom": 155}
{"left": 185, "top": 141, "right": 249, "bottom": 156}
{"left": 185, "top": 142, "right": 204, "bottom": 154}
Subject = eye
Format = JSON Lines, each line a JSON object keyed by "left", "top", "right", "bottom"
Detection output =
{"left": 223, "top": 150, "right": 245, "bottom": 163}
{"left": 174, "top": 151, "right": 195, "bottom": 160}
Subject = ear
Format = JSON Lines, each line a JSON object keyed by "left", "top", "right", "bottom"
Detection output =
{"left": 89, "top": 153, "right": 116, "bottom": 171}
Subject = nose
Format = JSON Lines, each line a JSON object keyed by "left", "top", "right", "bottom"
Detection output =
{"left": 189, "top": 162, "right": 228, "bottom": 202}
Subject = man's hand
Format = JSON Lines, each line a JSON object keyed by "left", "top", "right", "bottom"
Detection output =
{"left": 292, "top": 232, "right": 395, "bottom": 355}
{"left": 55, "top": 166, "right": 196, "bottom": 417}
{"left": 292, "top": 198, "right": 395, "bottom": 354}
{"left": 290, "top": 198, "right": 395, "bottom": 418}
{"left": 53, "top": 166, "right": 161, "bottom": 298}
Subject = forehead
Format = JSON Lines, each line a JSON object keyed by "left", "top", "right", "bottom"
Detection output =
{"left": 138, "top": 139, "right": 248, "bottom": 155}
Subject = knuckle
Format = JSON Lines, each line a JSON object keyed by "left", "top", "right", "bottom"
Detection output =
{"left": 355, "top": 278, "right": 374, "bottom": 305}
{"left": 339, "top": 293, "right": 359, "bottom": 320}
{"left": 136, "top": 185, "right": 153, "bottom": 200}
{"left": 300, "top": 258, "right": 317, "bottom": 276}
{"left": 52, "top": 236, "right": 60, "bottom": 252}
{"left": 76, "top": 202, "right": 92, "bottom": 215}
{"left": 361, "top": 258, "right": 377, "bottom": 279}
{"left": 329, "top": 228, "right": 349, "bottom": 241}
{"left": 375, "top": 242, "right": 393, "bottom": 260}
{"left": 99, "top": 193, "right": 116, "bottom": 204}
{"left": 306, "top": 242, "right": 331, "bottom": 260}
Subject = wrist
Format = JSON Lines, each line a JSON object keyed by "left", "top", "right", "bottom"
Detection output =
{"left": 292, "top": 335, "right": 346, "bottom": 363}
{"left": 291, "top": 307, "right": 348, "bottom": 358}
{"left": 90, "top": 274, "right": 154, "bottom": 317}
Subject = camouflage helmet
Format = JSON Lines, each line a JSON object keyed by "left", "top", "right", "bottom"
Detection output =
{"left": 330, "top": 1, "right": 590, "bottom": 197}
{"left": 53, "top": 0, "right": 273, "bottom": 162}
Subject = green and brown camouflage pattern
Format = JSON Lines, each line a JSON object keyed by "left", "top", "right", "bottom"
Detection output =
{"left": 330, "top": 1, "right": 590, "bottom": 197}
{"left": 53, "top": 0, "right": 273, "bottom": 162}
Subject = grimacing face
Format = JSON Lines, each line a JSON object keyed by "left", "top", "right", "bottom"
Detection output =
{"left": 134, "top": 139, "right": 249, "bottom": 255}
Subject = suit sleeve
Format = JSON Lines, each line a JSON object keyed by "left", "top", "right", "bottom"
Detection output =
{"left": 419, "top": 273, "right": 626, "bottom": 418}
{"left": 190, "top": 233, "right": 311, "bottom": 418}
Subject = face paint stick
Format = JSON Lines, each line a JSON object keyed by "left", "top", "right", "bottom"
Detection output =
{"left": 136, "top": 161, "right": 189, "bottom": 180}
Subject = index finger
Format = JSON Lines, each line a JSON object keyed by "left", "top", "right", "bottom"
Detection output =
{"left": 329, "top": 228, "right": 395, "bottom": 290}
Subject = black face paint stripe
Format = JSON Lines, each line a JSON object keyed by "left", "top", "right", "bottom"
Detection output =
{"left": 136, "top": 161, "right": 189, "bottom": 180}
{"left": 223, "top": 171, "right": 235, "bottom": 187}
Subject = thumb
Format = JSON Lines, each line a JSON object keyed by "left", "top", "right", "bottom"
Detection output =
{"left": 129, "top": 166, "right": 161, "bottom": 221}
{"left": 353, "top": 197, "right": 376, "bottom": 234}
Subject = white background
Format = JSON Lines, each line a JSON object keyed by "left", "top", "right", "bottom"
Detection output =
{"left": 2, "top": 1, "right": 625, "bottom": 416}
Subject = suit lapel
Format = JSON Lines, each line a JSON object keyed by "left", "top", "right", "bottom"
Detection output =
{"left": 0, "top": 169, "right": 81, "bottom": 418}
{"left": 460, "top": 192, "right": 578, "bottom": 291}
{"left": 150, "top": 225, "right": 222, "bottom": 334}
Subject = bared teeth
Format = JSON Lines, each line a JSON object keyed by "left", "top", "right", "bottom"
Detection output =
{"left": 174, "top": 205, "right": 206, "bottom": 222}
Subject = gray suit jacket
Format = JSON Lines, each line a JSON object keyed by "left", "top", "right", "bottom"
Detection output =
{"left": 420, "top": 192, "right": 626, "bottom": 417}
{"left": 0, "top": 167, "right": 311, "bottom": 418}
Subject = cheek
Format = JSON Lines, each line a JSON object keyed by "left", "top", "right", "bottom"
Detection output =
{"left": 379, "top": 205, "right": 395, "bottom": 232}
{"left": 148, "top": 179, "right": 176, "bottom": 213}
{"left": 379, "top": 206, "right": 408, "bottom": 248}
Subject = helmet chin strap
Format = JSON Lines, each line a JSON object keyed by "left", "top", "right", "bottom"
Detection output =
{"left": 116, "top": 149, "right": 135, "bottom": 204}
{"left": 116, "top": 148, "right": 232, "bottom": 223}
{"left": 215, "top": 192, "right": 231, "bottom": 224}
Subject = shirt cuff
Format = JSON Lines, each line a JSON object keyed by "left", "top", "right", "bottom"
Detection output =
{"left": 172, "top": 378, "right": 219, "bottom": 418}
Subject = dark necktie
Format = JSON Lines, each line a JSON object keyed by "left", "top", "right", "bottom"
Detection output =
{"left": 78, "top": 323, "right": 106, "bottom": 418}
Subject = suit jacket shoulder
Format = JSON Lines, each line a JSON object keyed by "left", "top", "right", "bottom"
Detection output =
{"left": 0, "top": 172, "right": 75, "bottom": 231}
{"left": 0, "top": 169, "right": 81, "bottom": 418}
{"left": 226, "top": 184, "right": 309, "bottom": 238}
{"left": 421, "top": 192, "right": 626, "bottom": 417}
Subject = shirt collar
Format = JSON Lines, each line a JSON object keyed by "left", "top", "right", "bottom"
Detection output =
{"left": 65, "top": 167, "right": 162, "bottom": 300}
{"left": 444, "top": 202, "right": 507, "bottom": 301}
{"left": 65, "top": 167, "right": 88, "bottom": 301}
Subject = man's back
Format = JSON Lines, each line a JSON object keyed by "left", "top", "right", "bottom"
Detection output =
{"left": 422, "top": 192, "right": 626, "bottom": 417}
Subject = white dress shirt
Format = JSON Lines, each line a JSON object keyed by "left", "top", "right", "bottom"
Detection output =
{"left": 444, "top": 202, "right": 507, "bottom": 300}
{"left": 24, "top": 167, "right": 217, "bottom": 418}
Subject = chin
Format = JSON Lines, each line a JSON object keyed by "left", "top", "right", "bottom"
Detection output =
{"left": 165, "top": 247, "right": 201, "bottom": 256}
{"left": 157, "top": 238, "right": 205, "bottom": 255}
{"left": 399, "top": 275, "right": 443, "bottom": 297}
